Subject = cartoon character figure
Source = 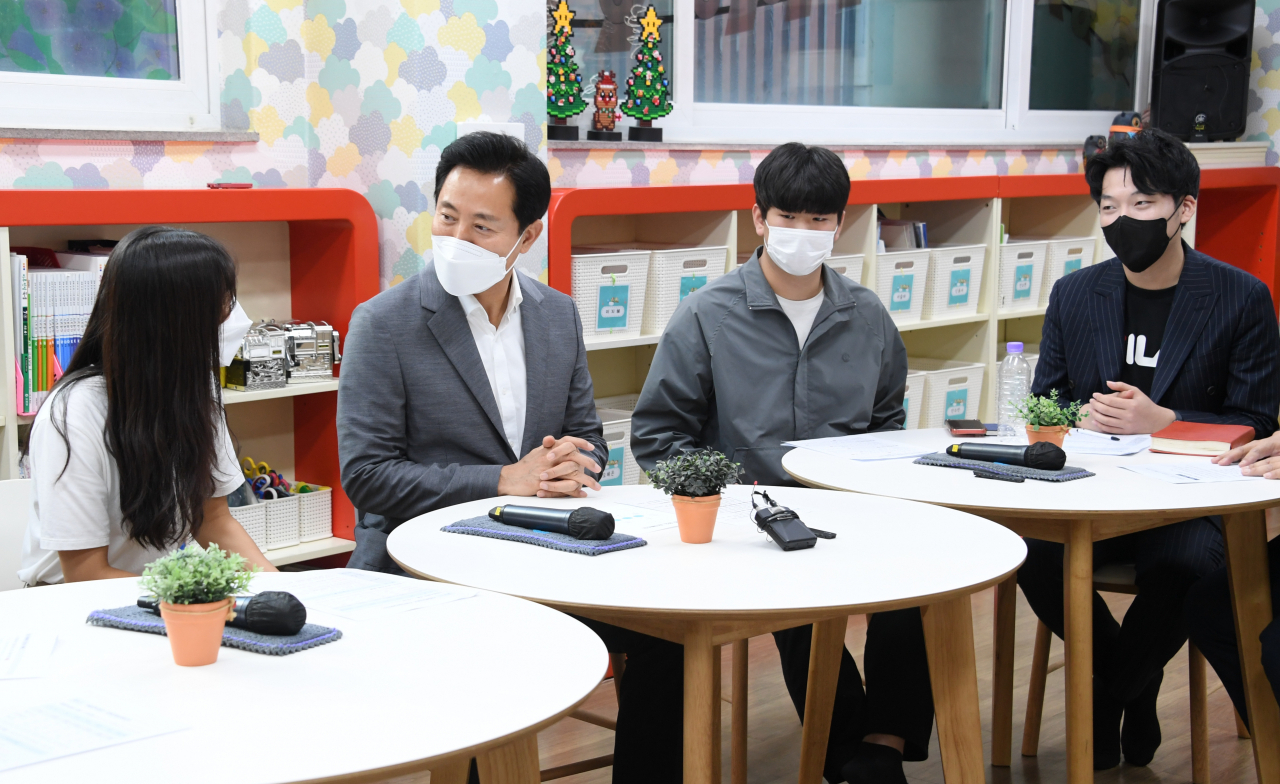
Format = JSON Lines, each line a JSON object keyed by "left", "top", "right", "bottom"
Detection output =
{"left": 593, "top": 70, "right": 621, "bottom": 132}
{"left": 892, "top": 283, "right": 912, "bottom": 303}
{"left": 601, "top": 296, "right": 625, "bottom": 319}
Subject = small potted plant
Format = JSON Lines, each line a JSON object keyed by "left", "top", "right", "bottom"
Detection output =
{"left": 648, "top": 449, "right": 741, "bottom": 544}
{"left": 1013, "top": 390, "right": 1087, "bottom": 448}
{"left": 139, "top": 543, "right": 259, "bottom": 667}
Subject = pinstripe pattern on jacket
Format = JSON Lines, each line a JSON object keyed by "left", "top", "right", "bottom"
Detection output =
{"left": 1032, "top": 245, "right": 1280, "bottom": 438}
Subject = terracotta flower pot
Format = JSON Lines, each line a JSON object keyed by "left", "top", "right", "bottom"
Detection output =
{"left": 159, "top": 597, "right": 233, "bottom": 667}
{"left": 672, "top": 494, "right": 721, "bottom": 544}
{"left": 1026, "top": 425, "right": 1070, "bottom": 449}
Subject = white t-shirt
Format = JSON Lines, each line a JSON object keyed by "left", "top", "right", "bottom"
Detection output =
{"left": 17, "top": 376, "right": 244, "bottom": 586}
{"left": 776, "top": 291, "right": 826, "bottom": 349}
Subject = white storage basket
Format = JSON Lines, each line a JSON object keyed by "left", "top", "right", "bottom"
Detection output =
{"left": 922, "top": 245, "right": 985, "bottom": 320}
{"left": 639, "top": 245, "right": 729, "bottom": 335}
{"left": 1040, "top": 237, "right": 1095, "bottom": 306}
{"left": 908, "top": 358, "right": 986, "bottom": 430}
{"left": 826, "top": 254, "right": 865, "bottom": 285}
{"left": 263, "top": 494, "right": 300, "bottom": 550}
{"left": 595, "top": 393, "right": 640, "bottom": 412}
{"left": 229, "top": 503, "right": 268, "bottom": 551}
{"left": 571, "top": 249, "right": 650, "bottom": 339}
{"left": 875, "top": 250, "right": 931, "bottom": 325}
{"left": 297, "top": 485, "right": 333, "bottom": 542}
{"left": 903, "top": 370, "right": 926, "bottom": 430}
{"left": 598, "top": 409, "right": 640, "bottom": 485}
{"left": 998, "top": 241, "right": 1047, "bottom": 313}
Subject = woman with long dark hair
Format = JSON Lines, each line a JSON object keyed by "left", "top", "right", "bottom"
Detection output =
{"left": 17, "top": 226, "right": 276, "bottom": 584}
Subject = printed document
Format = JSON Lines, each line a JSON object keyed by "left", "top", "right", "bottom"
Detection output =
{"left": 281, "top": 569, "right": 474, "bottom": 621}
{"left": 612, "top": 495, "right": 755, "bottom": 530}
{"left": 0, "top": 697, "right": 187, "bottom": 772}
{"left": 1064, "top": 431, "right": 1152, "bottom": 456}
{"left": 0, "top": 632, "right": 56, "bottom": 680}
{"left": 1120, "top": 462, "right": 1262, "bottom": 484}
{"left": 784, "top": 434, "right": 934, "bottom": 462}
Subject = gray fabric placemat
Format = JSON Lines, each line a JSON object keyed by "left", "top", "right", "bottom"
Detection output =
{"left": 86, "top": 605, "right": 341, "bottom": 655}
{"left": 442, "top": 516, "right": 647, "bottom": 556}
{"left": 913, "top": 452, "right": 1095, "bottom": 482}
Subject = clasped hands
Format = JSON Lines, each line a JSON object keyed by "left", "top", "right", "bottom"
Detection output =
{"left": 1078, "top": 380, "right": 1176, "bottom": 435}
{"left": 498, "top": 435, "right": 602, "bottom": 498}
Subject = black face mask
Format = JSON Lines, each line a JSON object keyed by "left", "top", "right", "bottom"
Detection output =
{"left": 1102, "top": 210, "right": 1183, "bottom": 274}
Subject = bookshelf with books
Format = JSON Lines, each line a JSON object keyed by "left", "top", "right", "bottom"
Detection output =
{"left": 0, "top": 189, "right": 379, "bottom": 564}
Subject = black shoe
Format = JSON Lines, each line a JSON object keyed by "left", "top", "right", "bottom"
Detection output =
{"left": 1094, "top": 683, "right": 1124, "bottom": 770}
{"left": 1121, "top": 670, "right": 1164, "bottom": 767}
{"left": 840, "top": 742, "right": 908, "bottom": 784}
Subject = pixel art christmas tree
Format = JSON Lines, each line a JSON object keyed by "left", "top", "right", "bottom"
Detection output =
{"left": 622, "top": 6, "right": 672, "bottom": 124}
{"left": 548, "top": 0, "right": 587, "bottom": 121}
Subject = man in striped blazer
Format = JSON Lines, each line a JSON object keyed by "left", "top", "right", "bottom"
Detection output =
{"left": 1017, "top": 129, "right": 1280, "bottom": 770}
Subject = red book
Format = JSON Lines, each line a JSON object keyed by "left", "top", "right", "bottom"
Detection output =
{"left": 1150, "top": 422, "right": 1255, "bottom": 456}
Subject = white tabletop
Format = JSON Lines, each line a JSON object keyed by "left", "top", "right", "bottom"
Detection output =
{"left": 387, "top": 485, "right": 1026, "bottom": 619}
{"left": 0, "top": 572, "right": 607, "bottom": 784}
{"left": 782, "top": 428, "right": 1280, "bottom": 518}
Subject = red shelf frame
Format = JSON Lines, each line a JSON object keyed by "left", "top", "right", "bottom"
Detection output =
{"left": 0, "top": 188, "right": 381, "bottom": 542}
{"left": 548, "top": 169, "right": 1280, "bottom": 308}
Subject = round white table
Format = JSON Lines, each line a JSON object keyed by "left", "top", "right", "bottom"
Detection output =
{"left": 0, "top": 571, "right": 607, "bottom": 784}
{"left": 387, "top": 484, "right": 1027, "bottom": 784}
{"left": 783, "top": 428, "right": 1280, "bottom": 784}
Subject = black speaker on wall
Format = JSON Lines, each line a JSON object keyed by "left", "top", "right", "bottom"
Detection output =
{"left": 1149, "top": 0, "right": 1255, "bottom": 142}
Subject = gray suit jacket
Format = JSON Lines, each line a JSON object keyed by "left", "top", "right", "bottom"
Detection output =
{"left": 337, "top": 263, "right": 608, "bottom": 572}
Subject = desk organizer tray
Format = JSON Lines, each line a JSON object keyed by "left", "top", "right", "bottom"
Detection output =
{"left": 443, "top": 516, "right": 647, "bottom": 556}
{"left": 913, "top": 453, "right": 1095, "bottom": 482}
{"left": 87, "top": 605, "right": 342, "bottom": 655}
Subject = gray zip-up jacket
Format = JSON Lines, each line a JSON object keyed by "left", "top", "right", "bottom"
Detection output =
{"left": 631, "top": 251, "right": 907, "bottom": 485}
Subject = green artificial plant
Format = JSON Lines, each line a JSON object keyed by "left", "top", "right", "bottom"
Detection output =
{"left": 1013, "top": 390, "right": 1088, "bottom": 430}
{"left": 648, "top": 449, "right": 741, "bottom": 498}
{"left": 139, "top": 543, "right": 259, "bottom": 605}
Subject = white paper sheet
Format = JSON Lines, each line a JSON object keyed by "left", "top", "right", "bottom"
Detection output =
{"left": 0, "top": 697, "right": 187, "bottom": 772}
{"left": 1064, "top": 430, "right": 1152, "bottom": 456}
{"left": 0, "top": 632, "right": 56, "bottom": 680}
{"left": 612, "top": 495, "right": 756, "bottom": 531}
{"left": 783, "top": 435, "right": 934, "bottom": 462}
{"left": 281, "top": 569, "right": 474, "bottom": 621}
{"left": 1119, "top": 462, "right": 1262, "bottom": 484}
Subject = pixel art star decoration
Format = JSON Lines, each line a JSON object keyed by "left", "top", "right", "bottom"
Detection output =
{"left": 547, "top": 0, "right": 587, "bottom": 123}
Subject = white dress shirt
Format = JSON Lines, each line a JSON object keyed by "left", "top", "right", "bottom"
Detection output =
{"left": 459, "top": 271, "right": 527, "bottom": 458}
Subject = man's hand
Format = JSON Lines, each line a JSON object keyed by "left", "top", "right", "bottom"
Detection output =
{"left": 498, "top": 435, "right": 602, "bottom": 498}
{"left": 1213, "top": 432, "right": 1280, "bottom": 478}
{"left": 1087, "top": 381, "right": 1177, "bottom": 435}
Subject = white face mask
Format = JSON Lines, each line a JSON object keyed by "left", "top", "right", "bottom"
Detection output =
{"left": 219, "top": 301, "right": 253, "bottom": 367}
{"left": 432, "top": 234, "right": 523, "bottom": 296}
{"left": 765, "top": 223, "right": 835, "bottom": 277}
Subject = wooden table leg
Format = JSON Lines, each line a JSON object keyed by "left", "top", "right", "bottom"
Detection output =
{"left": 992, "top": 574, "right": 1017, "bottom": 767}
{"left": 713, "top": 644, "right": 723, "bottom": 784}
{"left": 798, "top": 616, "right": 848, "bottom": 784}
{"left": 1064, "top": 519, "right": 1094, "bottom": 784}
{"left": 732, "top": 638, "right": 749, "bottom": 784}
{"left": 922, "top": 594, "right": 984, "bottom": 784}
{"left": 430, "top": 756, "right": 472, "bottom": 784}
{"left": 1223, "top": 509, "right": 1280, "bottom": 784}
{"left": 684, "top": 621, "right": 717, "bottom": 784}
{"left": 477, "top": 735, "right": 540, "bottom": 784}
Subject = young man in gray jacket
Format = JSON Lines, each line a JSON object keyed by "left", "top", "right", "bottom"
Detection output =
{"left": 631, "top": 143, "right": 931, "bottom": 784}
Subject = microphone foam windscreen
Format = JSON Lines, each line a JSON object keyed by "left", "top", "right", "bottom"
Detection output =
{"left": 243, "top": 591, "right": 308, "bottom": 636}
{"left": 1024, "top": 442, "right": 1067, "bottom": 471}
{"left": 567, "top": 508, "right": 616, "bottom": 540}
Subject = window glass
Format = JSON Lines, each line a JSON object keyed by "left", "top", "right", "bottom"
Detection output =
{"left": 693, "top": 0, "right": 1005, "bottom": 109}
{"left": 0, "top": 0, "right": 180, "bottom": 80}
{"left": 1029, "top": 0, "right": 1138, "bottom": 110}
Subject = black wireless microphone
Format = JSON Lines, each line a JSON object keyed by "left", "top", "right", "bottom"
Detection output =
{"left": 488, "top": 505, "right": 615, "bottom": 540}
{"left": 138, "top": 591, "right": 307, "bottom": 636}
{"left": 947, "top": 441, "right": 1067, "bottom": 471}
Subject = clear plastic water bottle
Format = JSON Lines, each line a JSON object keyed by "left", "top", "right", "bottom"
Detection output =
{"left": 997, "top": 342, "right": 1032, "bottom": 436}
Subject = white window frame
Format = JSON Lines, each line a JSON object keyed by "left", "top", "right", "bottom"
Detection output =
{"left": 665, "top": 0, "right": 1155, "bottom": 146}
{"left": 0, "top": 0, "right": 219, "bottom": 132}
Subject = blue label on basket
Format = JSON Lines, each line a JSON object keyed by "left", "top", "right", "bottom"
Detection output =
{"left": 1063, "top": 257, "right": 1083, "bottom": 276}
{"left": 903, "top": 396, "right": 909, "bottom": 423}
{"left": 597, "top": 284, "right": 629, "bottom": 330}
{"left": 890, "top": 274, "right": 914, "bottom": 312}
{"left": 947, "top": 269, "right": 971, "bottom": 306}
{"left": 600, "top": 446, "right": 624, "bottom": 485}
{"left": 1013, "top": 264, "right": 1034, "bottom": 300}
{"left": 679, "top": 275, "right": 707, "bottom": 301}
{"left": 945, "top": 389, "right": 969, "bottom": 419}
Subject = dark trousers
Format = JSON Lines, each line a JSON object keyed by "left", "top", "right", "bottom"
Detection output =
{"left": 1017, "top": 516, "right": 1224, "bottom": 705}
{"left": 1185, "top": 535, "right": 1280, "bottom": 726}
{"left": 773, "top": 608, "right": 935, "bottom": 780}
{"left": 572, "top": 616, "right": 685, "bottom": 784}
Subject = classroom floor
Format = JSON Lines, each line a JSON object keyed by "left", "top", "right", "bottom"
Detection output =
{"left": 524, "top": 586, "right": 1258, "bottom": 784}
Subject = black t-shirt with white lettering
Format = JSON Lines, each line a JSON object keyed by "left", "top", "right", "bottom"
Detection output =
{"left": 1120, "top": 281, "right": 1177, "bottom": 395}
